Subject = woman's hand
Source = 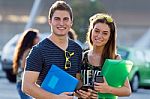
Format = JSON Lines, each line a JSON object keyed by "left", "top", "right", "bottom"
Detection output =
{"left": 94, "top": 77, "right": 111, "bottom": 93}
{"left": 90, "top": 90, "right": 98, "bottom": 99}
{"left": 76, "top": 89, "right": 92, "bottom": 99}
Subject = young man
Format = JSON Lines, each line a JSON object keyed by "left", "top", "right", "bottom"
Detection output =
{"left": 22, "top": 1, "right": 82, "bottom": 99}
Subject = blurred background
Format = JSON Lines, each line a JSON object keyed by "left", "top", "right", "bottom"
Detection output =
{"left": 0, "top": 0, "right": 150, "bottom": 99}
{"left": 0, "top": 0, "right": 150, "bottom": 48}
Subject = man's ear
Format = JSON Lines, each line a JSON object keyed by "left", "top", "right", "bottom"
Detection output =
{"left": 70, "top": 21, "right": 73, "bottom": 27}
{"left": 48, "top": 19, "right": 52, "bottom": 26}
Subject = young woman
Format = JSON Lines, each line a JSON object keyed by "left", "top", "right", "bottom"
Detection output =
{"left": 13, "top": 28, "right": 40, "bottom": 99}
{"left": 77, "top": 13, "right": 131, "bottom": 99}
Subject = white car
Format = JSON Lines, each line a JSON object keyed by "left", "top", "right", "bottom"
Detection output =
{"left": 1, "top": 33, "right": 49, "bottom": 83}
{"left": 1, "top": 32, "right": 83, "bottom": 83}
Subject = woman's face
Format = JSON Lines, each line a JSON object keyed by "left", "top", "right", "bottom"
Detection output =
{"left": 91, "top": 22, "right": 110, "bottom": 47}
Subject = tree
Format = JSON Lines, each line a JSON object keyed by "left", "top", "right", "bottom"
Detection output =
{"left": 70, "top": 0, "right": 106, "bottom": 42}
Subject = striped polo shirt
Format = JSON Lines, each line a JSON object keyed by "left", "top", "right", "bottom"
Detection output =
{"left": 25, "top": 38, "right": 82, "bottom": 85}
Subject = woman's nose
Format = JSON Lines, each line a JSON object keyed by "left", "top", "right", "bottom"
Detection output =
{"left": 97, "top": 32, "right": 103, "bottom": 38}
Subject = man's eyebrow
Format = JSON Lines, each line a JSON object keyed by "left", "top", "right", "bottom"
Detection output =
{"left": 64, "top": 17, "right": 69, "bottom": 19}
{"left": 54, "top": 17, "right": 60, "bottom": 19}
{"left": 94, "top": 28, "right": 100, "bottom": 30}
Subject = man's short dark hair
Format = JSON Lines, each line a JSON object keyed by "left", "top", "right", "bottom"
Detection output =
{"left": 48, "top": 1, "right": 73, "bottom": 21}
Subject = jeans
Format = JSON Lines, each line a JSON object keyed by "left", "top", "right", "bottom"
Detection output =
{"left": 16, "top": 81, "right": 32, "bottom": 99}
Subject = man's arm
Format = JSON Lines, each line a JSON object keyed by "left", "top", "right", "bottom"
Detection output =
{"left": 22, "top": 71, "right": 73, "bottom": 99}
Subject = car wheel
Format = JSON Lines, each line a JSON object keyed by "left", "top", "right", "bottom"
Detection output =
{"left": 4, "top": 69, "right": 16, "bottom": 83}
{"left": 131, "top": 74, "right": 139, "bottom": 92}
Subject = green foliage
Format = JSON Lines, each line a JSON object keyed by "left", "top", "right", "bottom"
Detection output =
{"left": 70, "top": 0, "right": 106, "bottom": 42}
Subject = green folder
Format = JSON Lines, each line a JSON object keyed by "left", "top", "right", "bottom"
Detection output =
{"left": 98, "top": 59, "right": 133, "bottom": 99}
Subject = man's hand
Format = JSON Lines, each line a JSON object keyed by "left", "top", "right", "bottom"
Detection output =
{"left": 56, "top": 92, "right": 73, "bottom": 99}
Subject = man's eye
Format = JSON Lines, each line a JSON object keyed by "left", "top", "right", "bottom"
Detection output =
{"left": 54, "top": 18, "right": 60, "bottom": 21}
{"left": 64, "top": 18, "right": 69, "bottom": 21}
{"left": 94, "top": 30, "right": 99, "bottom": 33}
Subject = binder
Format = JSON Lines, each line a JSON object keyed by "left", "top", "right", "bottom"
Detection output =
{"left": 41, "top": 64, "right": 79, "bottom": 94}
{"left": 98, "top": 59, "right": 133, "bottom": 99}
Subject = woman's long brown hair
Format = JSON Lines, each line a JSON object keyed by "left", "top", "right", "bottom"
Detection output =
{"left": 12, "top": 28, "right": 39, "bottom": 74}
{"left": 87, "top": 13, "right": 117, "bottom": 66}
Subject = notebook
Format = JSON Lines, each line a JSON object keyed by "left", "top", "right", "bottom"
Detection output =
{"left": 41, "top": 64, "right": 79, "bottom": 94}
{"left": 98, "top": 59, "right": 133, "bottom": 98}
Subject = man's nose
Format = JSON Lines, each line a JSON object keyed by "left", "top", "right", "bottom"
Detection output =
{"left": 60, "top": 20, "right": 64, "bottom": 25}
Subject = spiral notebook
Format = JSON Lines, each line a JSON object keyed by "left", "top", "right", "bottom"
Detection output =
{"left": 41, "top": 64, "right": 79, "bottom": 94}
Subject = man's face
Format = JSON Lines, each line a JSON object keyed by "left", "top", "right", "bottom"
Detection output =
{"left": 49, "top": 10, "right": 73, "bottom": 36}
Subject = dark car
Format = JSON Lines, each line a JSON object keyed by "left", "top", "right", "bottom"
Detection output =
{"left": 118, "top": 46, "right": 150, "bottom": 92}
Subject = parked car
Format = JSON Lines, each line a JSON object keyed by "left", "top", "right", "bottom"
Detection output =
{"left": 1, "top": 32, "right": 83, "bottom": 83}
{"left": 1, "top": 33, "right": 49, "bottom": 83}
{"left": 118, "top": 46, "right": 150, "bottom": 92}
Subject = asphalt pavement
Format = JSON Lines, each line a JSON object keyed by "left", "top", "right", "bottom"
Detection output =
{"left": 0, "top": 75, "right": 19, "bottom": 99}
{"left": 0, "top": 63, "right": 5, "bottom": 78}
{"left": 1, "top": 63, "right": 150, "bottom": 99}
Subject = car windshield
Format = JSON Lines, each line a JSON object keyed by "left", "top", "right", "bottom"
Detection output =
{"left": 6, "top": 34, "right": 21, "bottom": 47}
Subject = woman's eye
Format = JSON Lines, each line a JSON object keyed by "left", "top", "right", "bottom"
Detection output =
{"left": 94, "top": 30, "right": 99, "bottom": 33}
{"left": 103, "top": 32, "right": 108, "bottom": 35}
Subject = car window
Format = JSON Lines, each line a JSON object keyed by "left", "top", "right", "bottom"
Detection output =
{"left": 118, "top": 48, "right": 129, "bottom": 59}
{"left": 6, "top": 34, "right": 21, "bottom": 47}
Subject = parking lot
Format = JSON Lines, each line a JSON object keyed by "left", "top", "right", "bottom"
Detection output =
{"left": 1, "top": 67, "right": 150, "bottom": 99}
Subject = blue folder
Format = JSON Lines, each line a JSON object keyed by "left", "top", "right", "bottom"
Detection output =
{"left": 41, "top": 64, "right": 79, "bottom": 94}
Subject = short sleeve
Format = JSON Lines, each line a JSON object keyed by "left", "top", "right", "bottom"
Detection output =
{"left": 25, "top": 45, "right": 43, "bottom": 72}
{"left": 77, "top": 48, "right": 83, "bottom": 73}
